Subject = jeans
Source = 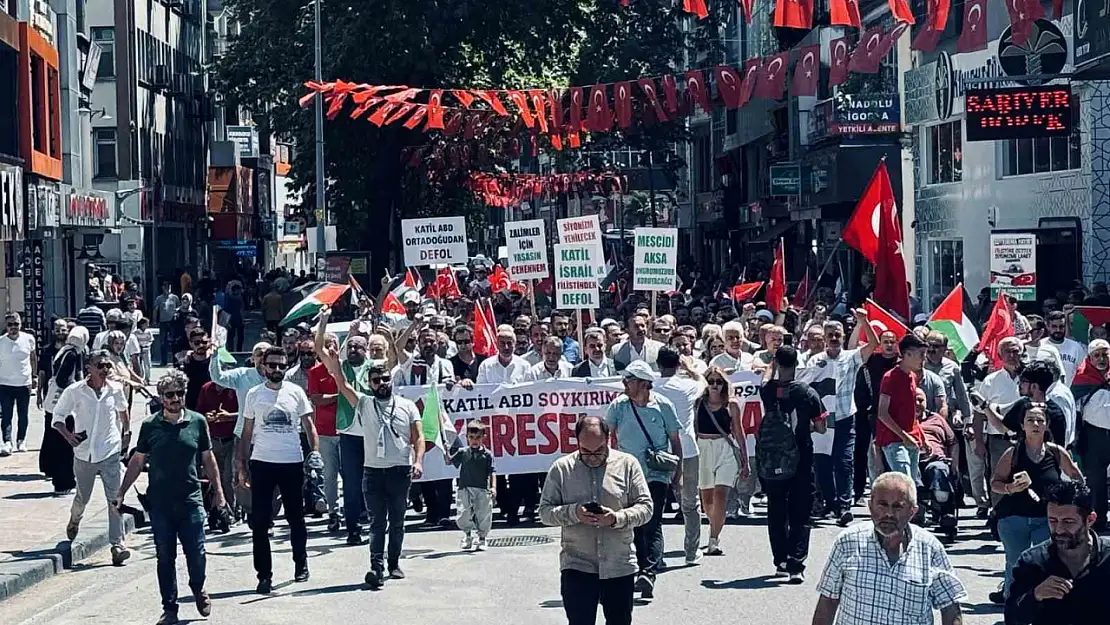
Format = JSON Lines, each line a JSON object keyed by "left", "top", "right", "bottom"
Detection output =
{"left": 363, "top": 465, "right": 412, "bottom": 571}
{"left": 881, "top": 443, "right": 922, "bottom": 484}
{"left": 675, "top": 455, "right": 701, "bottom": 560}
{"left": 421, "top": 479, "right": 453, "bottom": 523}
{"left": 71, "top": 456, "right": 124, "bottom": 545}
{"left": 210, "top": 437, "right": 237, "bottom": 514}
{"left": 853, "top": 413, "right": 873, "bottom": 500}
{"left": 762, "top": 471, "right": 812, "bottom": 573}
{"left": 831, "top": 416, "right": 856, "bottom": 510}
{"left": 560, "top": 569, "right": 634, "bottom": 625}
{"left": 339, "top": 434, "right": 365, "bottom": 535}
{"left": 813, "top": 454, "right": 836, "bottom": 513}
{"left": 964, "top": 434, "right": 991, "bottom": 509}
{"left": 149, "top": 509, "right": 207, "bottom": 613}
{"left": 249, "top": 460, "right": 308, "bottom": 580}
{"left": 632, "top": 480, "right": 669, "bottom": 581}
{"left": 319, "top": 435, "right": 341, "bottom": 516}
{"left": 0, "top": 384, "right": 31, "bottom": 443}
{"left": 1081, "top": 424, "right": 1110, "bottom": 529}
{"left": 997, "top": 515, "right": 1050, "bottom": 597}
{"left": 158, "top": 322, "right": 174, "bottom": 365}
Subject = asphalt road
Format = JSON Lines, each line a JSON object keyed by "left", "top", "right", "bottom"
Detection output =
{"left": 3, "top": 500, "right": 1009, "bottom": 625}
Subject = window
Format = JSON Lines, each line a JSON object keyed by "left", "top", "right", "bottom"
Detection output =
{"left": 927, "top": 120, "right": 962, "bottom": 184}
{"left": 91, "top": 27, "right": 114, "bottom": 79}
{"left": 1002, "top": 101, "right": 1081, "bottom": 176}
{"left": 929, "top": 239, "right": 964, "bottom": 303}
{"left": 94, "top": 129, "right": 117, "bottom": 178}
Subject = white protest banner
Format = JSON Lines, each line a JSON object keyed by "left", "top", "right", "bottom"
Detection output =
{"left": 401, "top": 216, "right": 468, "bottom": 267}
{"left": 556, "top": 214, "right": 603, "bottom": 246}
{"left": 632, "top": 227, "right": 678, "bottom": 291}
{"left": 553, "top": 243, "right": 601, "bottom": 310}
{"left": 399, "top": 372, "right": 765, "bottom": 481}
{"left": 505, "top": 219, "right": 549, "bottom": 280}
{"left": 989, "top": 233, "right": 1037, "bottom": 302}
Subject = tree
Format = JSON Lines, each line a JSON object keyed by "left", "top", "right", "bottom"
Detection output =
{"left": 215, "top": 0, "right": 696, "bottom": 280}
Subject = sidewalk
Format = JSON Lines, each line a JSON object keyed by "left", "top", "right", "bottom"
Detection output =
{"left": 0, "top": 371, "right": 164, "bottom": 601}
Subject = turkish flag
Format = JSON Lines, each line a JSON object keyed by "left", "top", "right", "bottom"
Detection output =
{"left": 774, "top": 0, "right": 813, "bottom": 29}
{"left": 529, "top": 91, "right": 549, "bottom": 133}
{"left": 739, "top": 58, "right": 762, "bottom": 107}
{"left": 585, "top": 84, "right": 612, "bottom": 132}
{"left": 1005, "top": 0, "right": 1043, "bottom": 45}
{"left": 638, "top": 78, "right": 668, "bottom": 122}
{"left": 767, "top": 240, "right": 787, "bottom": 313}
{"left": 716, "top": 65, "right": 745, "bottom": 108}
{"left": 873, "top": 183, "right": 910, "bottom": 321}
{"left": 828, "top": 37, "right": 851, "bottom": 87}
{"left": 979, "top": 295, "right": 1016, "bottom": 368}
{"left": 929, "top": 0, "right": 952, "bottom": 32}
{"left": 729, "top": 281, "right": 765, "bottom": 302}
{"left": 490, "top": 264, "right": 511, "bottom": 294}
{"left": 739, "top": 0, "right": 754, "bottom": 22}
{"left": 475, "top": 90, "right": 509, "bottom": 116}
{"left": 792, "top": 269, "right": 813, "bottom": 308}
{"left": 685, "top": 70, "right": 712, "bottom": 114}
{"left": 875, "top": 22, "right": 910, "bottom": 60}
{"left": 550, "top": 89, "right": 565, "bottom": 132}
{"left": 662, "top": 75, "right": 679, "bottom": 114}
{"left": 889, "top": 0, "right": 915, "bottom": 23}
{"left": 791, "top": 45, "right": 820, "bottom": 96}
{"left": 472, "top": 300, "right": 497, "bottom": 357}
{"left": 848, "top": 27, "right": 887, "bottom": 74}
{"left": 829, "top": 0, "right": 861, "bottom": 26}
{"left": 507, "top": 91, "right": 535, "bottom": 128}
{"left": 435, "top": 267, "right": 462, "bottom": 298}
{"left": 569, "top": 87, "right": 584, "bottom": 133}
{"left": 425, "top": 90, "right": 446, "bottom": 129}
{"left": 843, "top": 160, "right": 895, "bottom": 264}
{"left": 863, "top": 299, "right": 910, "bottom": 342}
{"left": 911, "top": 18, "right": 943, "bottom": 52}
{"left": 957, "top": 0, "right": 988, "bottom": 53}
{"left": 613, "top": 81, "right": 633, "bottom": 128}
{"left": 682, "top": 0, "right": 709, "bottom": 18}
{"left": 755, "top": 53, "right": 790, "bottom": 100}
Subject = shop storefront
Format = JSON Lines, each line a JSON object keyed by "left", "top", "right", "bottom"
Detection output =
{"left": 57, "top": 187, "right": 118, "bottom": 313}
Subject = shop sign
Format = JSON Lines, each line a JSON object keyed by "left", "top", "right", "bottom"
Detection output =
{"left": 64, "top": 190, "right": 110, "bottom": 227}
{"left": 769, "top": 164, "right": 802, "bottom": 196}
{"left": 965, "top": 85, "right": 1073, "bottom": 142}
{"left": 990, "top": 233, "right": 1037, "bottom": 301}
{"left": 904, "top": 44, "right": 1003, "bottom": 125}
{"left": 1076, "top": 0, "right": 1110, "bottom": 68}
{"left": 0, "top": 163, "right": 23, "bottom": 241}
{"left": 998, "top": 20, "right": 1068, "bottom": 85}
{"left": 22, "top": 239, "right": 45, "bottom": 354}
{"left": 226, "top": 125, "right": 259, "bottom": 158}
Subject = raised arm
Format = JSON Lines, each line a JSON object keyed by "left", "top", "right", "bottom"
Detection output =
{"left": 320, "top": 345, "right": 359, "bottom": 406}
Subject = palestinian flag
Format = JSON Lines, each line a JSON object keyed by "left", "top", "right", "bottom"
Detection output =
{"left": 379, "top": 291, "right": 409, "bottom": 328}
{"left": 280, "top": 282, "right": 351, "bottom": 326}
{"left": 418, "top": 383, "right": 460, "bottom": 452}
{"left": 1072, "top": 306, "right": 1110, "bottom": 343}
{"left": 927, "top": 283, "right": 980, "bottom": 361}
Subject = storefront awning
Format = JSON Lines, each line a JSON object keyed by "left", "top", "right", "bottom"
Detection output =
{"left": 751, "top": 219, "right": 798, "bottom": 244}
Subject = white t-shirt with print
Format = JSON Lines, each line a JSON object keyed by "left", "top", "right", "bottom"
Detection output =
{"left": 1047, "top": 338, "right": 1087, "bottom": 386}
{"left": 244, "top": 383, "right": 313, "bottom": 464}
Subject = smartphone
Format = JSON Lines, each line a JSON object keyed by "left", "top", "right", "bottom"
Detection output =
{"left": 782, "top": 332, "right": 794, "bottom": 346}
{"left": 583, "top": 501, "right": 604, "bottom": 515}
{"left": 75, "top": 431, "right": 89, "bottom": 444}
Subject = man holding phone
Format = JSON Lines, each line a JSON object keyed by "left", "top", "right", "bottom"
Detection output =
{"left": 51, "top": 349, "right": 132, "bottom": 566}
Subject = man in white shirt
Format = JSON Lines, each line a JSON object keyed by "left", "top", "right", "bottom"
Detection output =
{"left": 476, "top": 326, "right": 530, "bottom": 384}
{"left": 1046, "top": 310, "right": 1087, "bottom": 385}
{"left": 611, "top": 313, "right": 664, "bottom": 372}
{"left": 237, "top": 346, "right": 320, "bottom": 594}
{"left": 654, "top": 346, "right": 706, "bottom": 565}
{"left": 525, "top": 337, "right": 573, "bottom": 381}
{"left": 153, "top": 281, "right": 180, "bottom": 365}
{"left": 522, "top": 322, "right": 550, "bottom": 366}
{"left": 51, "top": 349, "right": 131, "bottom": 565}
{"left": 392, "top": 328, "right": 456, "bottom": 388}
{"left": 708, "top": 320, "right": 755, "bottom": 372}
{"left": 974, "top": 337, "right": 1024, "bottom": 507}
{"left": 572, "top": 328, "right": 616, "bottom": 378}
{"left": 322, "top": 353, "right": 424, "bottom": 590}
{"left": 667, "top": 331, "right": 706, "bottom": 377}
{"left": 0, "top": 312, "right": 37, "bottom": 454}
{"left": 1023, "top": 314, "right": 1066, "bottom": 378}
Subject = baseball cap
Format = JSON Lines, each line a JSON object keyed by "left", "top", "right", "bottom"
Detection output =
{"left": 755, "top": 309, "right": 774, "bottom": 321}
{"left": 621, "top": 360, "right": 655, "bottom": 382}
{"left": 402, "top": 291, "right": 421, "bottom": 304}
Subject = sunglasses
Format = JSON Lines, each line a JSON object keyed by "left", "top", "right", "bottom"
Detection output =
{"left": 264, "top": 362, "right": 287, "bottom": 370}
{"left": 94, "top": 362, "right": 112, "bottom": 370}
{"left": 455, "top": 338, "right": 473, "bottom": 345}
{"left": 707, "top": 379, "right": 726, "bottom": 387}
{"left": 298, "top": 352, "right": 316, "bottom": 358}
{"left": 368, "top": 376, "right": 386, "bottom": 384}
{"left": 162, "top": 390, "right": 185, "bottom": 399}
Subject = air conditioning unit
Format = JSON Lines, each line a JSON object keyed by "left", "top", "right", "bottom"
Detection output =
{"left": 152, "top": 64, "right": 171, "bottom": 89}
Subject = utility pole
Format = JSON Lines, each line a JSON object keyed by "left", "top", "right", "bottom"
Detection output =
{"left": 313, "top": 0, "right": 327, "bottom": 273}
{"left": 646, "top": 150, "right": 657, "bottom": 227}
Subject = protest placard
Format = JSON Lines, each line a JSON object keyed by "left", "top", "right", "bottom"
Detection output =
{"left": 553, "top": 243, "right": 600, "bottom": 310}
{"left": 505, "top": 219, "right": 549, "bottom": 280}
{"left": 401, "top": 216, "right": 468, "bottom": 266}
{"left": 632, "top": 227, "right": 678, "bottom": 291}
{"left": 556, "top": 214, "right": 603, "bottom": 246}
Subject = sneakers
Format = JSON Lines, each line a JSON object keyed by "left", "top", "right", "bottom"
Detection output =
{"left": 788, "top": 572, "right": 805, "bottom": 585}
{"left": 294, "top": 566, "right": 310, "bottom": 583}
{"left": 66, "top": 519, "right": 80, "bottom": 541}
{"left": 0, "top": 441, "right": 10, "bottom": 457}
{"left": 346, "top": 533, "right": 366, "bottom": 546}
{"left": 476, "top": 537, "right": 487, "bottom": 551}
{"left": 988, "top": 590, "right": 1006, "bottom": 605}
{"left": 194, "top": 590, "right": 212, "bottom": 617}
{"left": 256, "top": 578, "right": 273, "bottom": 594}
{"left": 773, "top": 563, "right": 789, "bottom": 578}
{"left": 110, "top": 545, "right": 131, "bottom": 566}
{"left": 364, "top": 569, "right": 383, "bottom": 589}
{"left": 706, "top": 537, "right": 724, "bottom": 556}
{"left": 634, "top": 575, "right": 655, "bottom": 599}
{"left": 837, "top": 511, "right": 854, "bottom": 527}
{"left": 388, "top": 564, "right": 405, "bottom": 579}
{"left": 685, "top": 551, "right": 703, "bottom": 565}
{"left": 461, "top": 533, "right": 475, "bottom": 550}
{"left": 15, "top": 440, "right": 27, "bottom": 453}
{"left": 314, "top": 499, "right": 329, "bottom": 515}
{"left": 327, "top": 516, "right": 342, "bottom": 533}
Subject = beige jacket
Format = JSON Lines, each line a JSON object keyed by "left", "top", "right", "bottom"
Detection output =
{"left": 538, "top": 449, "right": 653, "bottom": 579}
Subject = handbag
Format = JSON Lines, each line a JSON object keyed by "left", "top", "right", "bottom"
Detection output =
{"left": 699, "top": 399, "right": 747, "bottom": 463}
{"left": 629, "top": 402, "right": 680, "bottom": 473}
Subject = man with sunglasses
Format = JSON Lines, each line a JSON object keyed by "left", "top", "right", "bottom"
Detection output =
{"left": 321, "top": 348, "right": 425, "bottom": 590}
{"left": 237, "top": 347, "right": 320, "bottom": 593}
{"left": 0, "top": 312, "right": 37, "bottom": 455}
{"left": 450, "top": 325, "right": 486, "bottom": 381}
{"left": 51, "top": 350, "right": 132, "bottom": 565}
{"left": 179, "top": 329, "right": 213, "bottom": 411}
{"left": 117, "top": 370, "right": 224, "bottom": 625}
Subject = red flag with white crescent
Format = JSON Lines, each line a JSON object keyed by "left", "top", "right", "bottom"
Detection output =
{"left": 661, "top": 75, "right": 679, "bottom": 114}
{"left": 829, "top": 0, "right": 862, "bottom": 26}
{"left": 957, "top": 0, "right": 989, "bottom": 53}
{"left": 738, "top": 58, "right": 762, "bottom": 108}
{"left": 715, "top": 65, "right": 745, "bottom": 108}
{"left": 638, "top": 78, "right": 668, "bottom": 122}
{"left": 613, "top": 82, "right": 633, "bottom": 128}
{"left": 685, "top": 70, "right": 712, "bottom": 114}
{"left": 889, "top": 0, "right": 916, "bottom": 23}
{"left": 755, "top": 53, "right": 790, "bottom": 101}
{"left": 774, "top": 0, "right": 813, "bottom": 28}
{"left": 791, "top": 45, "right": 820, "bottom": 97}
{"left": 1005, "top": 0, "right": 1043, "bottom": 45}
{"left": 847, "top": 27, "right": 887, "bottom": 74}
{"left": 585, "top": 84, "right": 612, "bottom": 132}
{"left": 828, "top": 37, "right": 851, "bottom": 87}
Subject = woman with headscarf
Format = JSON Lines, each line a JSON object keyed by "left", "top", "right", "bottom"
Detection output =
{"left": 40, "top": 326, "right": 89, "bottom": 495}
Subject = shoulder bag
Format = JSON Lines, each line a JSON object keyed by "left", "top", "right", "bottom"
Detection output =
{"left": 629, "top": 401, "right": 680, "bottom": 472}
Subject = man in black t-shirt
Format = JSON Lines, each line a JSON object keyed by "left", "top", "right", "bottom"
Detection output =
{"left": 758, "top": 346, "right": 827, "bottom": 584}
{"left": 178, "top": 329, "right": 213, "bottom": 411}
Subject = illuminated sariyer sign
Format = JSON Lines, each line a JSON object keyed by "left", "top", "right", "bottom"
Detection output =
{"left": 964, "top": 85, "right": 1072, "bottom": 142}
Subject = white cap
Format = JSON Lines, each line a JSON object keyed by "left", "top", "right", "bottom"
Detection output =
{"left": 622, "top": 360, "right": 655, "bottom": 382}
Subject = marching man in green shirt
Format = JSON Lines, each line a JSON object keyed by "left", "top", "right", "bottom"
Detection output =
{"left": 117, "top": 370, "right": 226, "bottom": 625}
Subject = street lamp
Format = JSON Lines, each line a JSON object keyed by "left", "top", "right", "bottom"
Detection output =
{"left": 78, "top": 107, "right": 112, "bottom": 121}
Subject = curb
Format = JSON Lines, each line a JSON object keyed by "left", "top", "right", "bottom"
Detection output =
{"left": 0, "top": 511, "right": 139, "bottom": 601}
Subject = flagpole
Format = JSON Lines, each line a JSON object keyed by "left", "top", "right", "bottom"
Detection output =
{"left": 577, "top": 309, "right": 584, "bottom": 348}
{"left": 528, "top": 279, "right": 537, "bottom": 318}
{"left": 805, "top": 238, "right": 846, "bottom": 309}
{"left": 651, "top": 291, "right": 657, "bottom": 317}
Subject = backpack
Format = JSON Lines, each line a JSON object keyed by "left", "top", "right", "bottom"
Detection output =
{"left": 756, "top": 384, "right": 800, "bottom": 481}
